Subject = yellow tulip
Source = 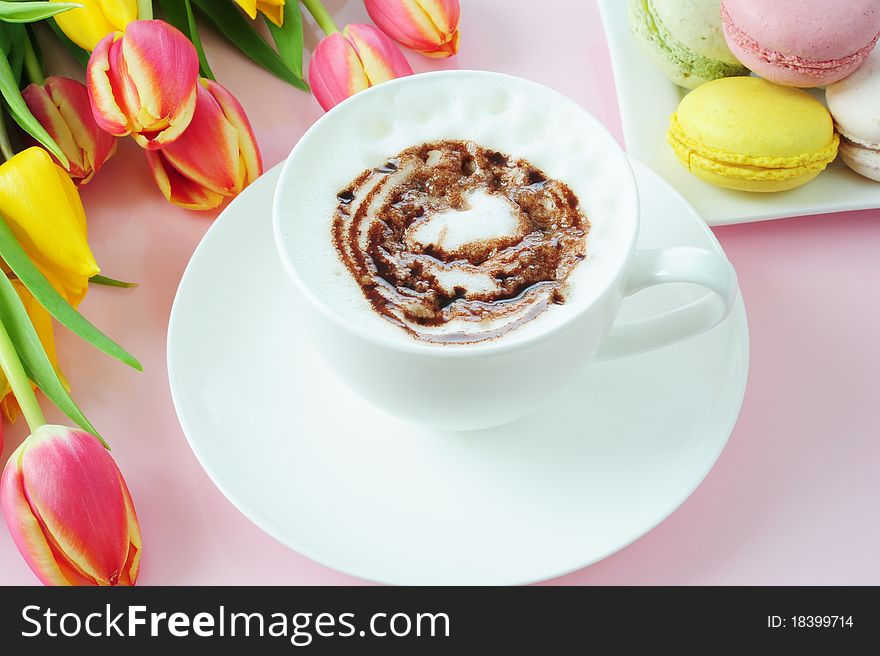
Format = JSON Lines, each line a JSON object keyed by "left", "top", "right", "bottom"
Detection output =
{"left": 51, "top": 0, "right": 138, "bottom": 52}
{"left": 0, "top": 281, "right": 65, "bottom": 422}
{"left": 0, "top": 148, "right": 100, "bottom": 307}
{"left": 234, "top": 0, "right": 285, "bottom": 26}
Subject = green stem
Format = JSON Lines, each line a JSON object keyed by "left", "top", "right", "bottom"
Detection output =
{"left": 137, "top": 0, "right": 153, "bottom": 20}
{"left": 90, "top": 274, "right": 138, "bottom": 289}
{"left": 0, "top": 317, "right": 46, "bottom": 432}
{"left": 22, "top": 32, "right": 44, "bottom": 86}
{"left": 0, "top": 115, "right": 14, "bottom": 161}
{"left": 302, "top": 0, "right": 338, "bottom": 34}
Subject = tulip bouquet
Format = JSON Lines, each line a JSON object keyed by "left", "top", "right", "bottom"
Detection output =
{"left": 0, "top": 0, "right": 460, "bottom": 586}
{"left": 0, "top": 5, "right": 145, "bottom": 443}
{"left": 5, "top": 0, "right": 461, "bottom": 207}
{"left": 0, "top": 3, "right": 147, "bottom": 586}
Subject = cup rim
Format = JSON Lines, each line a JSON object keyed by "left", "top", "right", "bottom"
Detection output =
{"left": 272, "top": 69, "right": 639, "bottom": 359}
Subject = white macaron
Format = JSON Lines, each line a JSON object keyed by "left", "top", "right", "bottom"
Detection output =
{"left": 827, "top": 48, "right": 880, "bottom": 182}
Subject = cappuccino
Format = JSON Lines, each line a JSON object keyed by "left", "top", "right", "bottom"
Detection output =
{"left": 277, "top": 72, "right": 636, "bottom": 348}
{"left": 332, "top": 140, "right": 590, "bottom": 343}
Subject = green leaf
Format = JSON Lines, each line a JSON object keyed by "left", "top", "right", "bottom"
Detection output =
{"left": 183, "top": 0, "right": 213, "bottom": 80}
{"left": 190, "top": 0, "right": 307, "bottom": 90}
{"left": 157, "top": 0, "right": 214, "bottom": 80}
{"left": 0, "top": 272, "right": 103, "bottom": 442}
{"left": 265, "top": 2, "right": 303, "bottom": 80}
{"left": 0, "top": 1, "right": 82, "bottom": 23}
{"left": 0, "top": 47, "right": 67, "bottom": 166}
{"left": 46, "top": 17, "right": 89, "bottom": 67}
{"left": 6, "top": 22, "right": 23, "bottom": 84}
{"left": 90, "top": 274, "right": 138, "bottom": 289}
{"left": 0, "top": 22, "right": 9, "bottom": 57}
{"left": 0, "top": 214, "right": 143, "bottom": 372}
{"left": 25, "top": 24, "right": 43, "bottom": 73}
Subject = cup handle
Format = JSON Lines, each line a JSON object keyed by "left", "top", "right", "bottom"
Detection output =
{"left": 595, "top": 247, "right": 738, "bottom": 361}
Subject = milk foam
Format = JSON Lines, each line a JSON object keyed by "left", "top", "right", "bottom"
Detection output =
{"left": 408, "top": 190, "right": 521, "bottom": 253}
{"left": 275, "top": 71, "right": 638, "bottom": 347}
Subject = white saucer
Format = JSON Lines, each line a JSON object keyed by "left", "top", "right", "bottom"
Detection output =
{"left": 599, "top": 0, "right": 880, "bottom": 226}
{"left": 167, "top": 160, "right": 749, "bottom": 585}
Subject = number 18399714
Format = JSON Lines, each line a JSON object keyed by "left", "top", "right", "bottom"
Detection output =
{"left": 767, "top": 616, "right": 854, "bottom": 629}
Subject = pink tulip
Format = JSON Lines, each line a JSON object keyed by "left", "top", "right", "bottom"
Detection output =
{"left": 1, "top": 425, "right": 141, "bottom": 586}
{"left": 364, "top": 0, "right": 460, "bottom": 58}
{"left": 309, "top": 24, "right": 413, "bottom": 111}
{"left": 87, "top": 20, "right": 199, "bottom": 150}
{"left": 22, "top": 77, "right": 117, "bottom": 186}
{"left": 145, "top": 78, "right": 263, "bottom": 210}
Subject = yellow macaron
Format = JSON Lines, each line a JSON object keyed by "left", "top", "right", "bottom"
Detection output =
{"left": 668, "top": 77, "right": 839, "bottom": 192}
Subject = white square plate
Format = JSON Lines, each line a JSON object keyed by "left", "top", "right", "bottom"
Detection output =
{"left": 598, "top": 0, "right": 880, "bottom": 226}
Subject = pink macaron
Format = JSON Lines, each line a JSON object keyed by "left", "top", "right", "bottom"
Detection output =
{"left": 721, "top": 0, "right": 880, "bottom": 87}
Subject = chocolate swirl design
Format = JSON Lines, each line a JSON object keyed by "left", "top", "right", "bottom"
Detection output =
{"left": 332, "top": 140, "right": 589, "bottom": 343}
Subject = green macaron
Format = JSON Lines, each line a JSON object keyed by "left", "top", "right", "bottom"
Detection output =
{"left": 628, "top": 0, "right": 749, "bottom": 89}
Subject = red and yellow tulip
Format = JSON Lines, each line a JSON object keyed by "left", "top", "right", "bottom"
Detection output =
{"left": 0, "top": 148, "right": 99, "bottom": 307}
{"left": 51, "top": 0, "right": 138, "bottom": 52}
{"left": 0, "top": 425, "right": 141, "bottom": 586}
{"left": 234, "top": 0, "right": 285, "bottom": 27}
{"left": 145, "top": 78, "right": 263, "bottom": 210}
{"left": 308, "top": 23, "right": 413, "bottom": 111}
{"left": 364, "top": 0, "right": 460, "bottom": 58}
{"left": 87, "top": 20, "right": 199, "bottom": 150}
{"left": 22, "top": 76, "right": 117, "bottom": 186}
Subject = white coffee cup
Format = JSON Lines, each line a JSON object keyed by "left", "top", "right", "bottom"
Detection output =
{"left": 273, "top": 71, "right": 737, "bottom": 431}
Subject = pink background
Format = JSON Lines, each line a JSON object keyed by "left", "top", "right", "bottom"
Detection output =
{"left": 2, "top": 0, "right": 878, "bottom": 585}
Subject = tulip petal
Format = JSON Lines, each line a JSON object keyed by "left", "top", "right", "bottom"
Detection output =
{"left": 97, "top": 0, "right": 138, "bottom": 31}
{"left": 158, "top": 83, "right": 242, "bottom": 196}
{"left": 435, "top": 27, "right": 460, "bottom": 58}
{"left": 87, "top": 22, "right": 201, "bottom": 146}
{"left": 116, "top": 473, "right": 141, "bottom": 586}
{"left": 0, "top": 443, "right": 73, "bottom": 585}
{"left": 145, "top": 149, "right": 225, "bottom": 210}
{"left": 1, "top": 426, "right": 142, "bottom": 586}
{"left": 233, "top": 0, "right": 284, "bottom": 26}
{"left": 201, "top": 79, "right": 263, "bottom": 189}
{"left": 308, "top": 31, "right": 371, "bottom": 111}
{"left": 368, "top": 0, "right": 439, "bottom": 47}
{"left": 344, "top": 24, "right": 413, "bottom": 86}
{"left": 144, "top": 79, "right": 261, "bottom": 209}
{"left": 122, "top": 21, "right": 199, "bottom": 148}
{"left": 256, "top": 0, "right": 284, "bottom": 26}
{"left": 22, "top": 82, "right": 87, "bottom": 178}
{"left": 52, "top": 0, "right": 137, "bottom": 52}
{"left": 20, "top": 427, "right": 131, "bottom": 586}
{"left": 87, "top": 33, "right": 132, "bottom": 137}
{"left": 0, "top": 148, "right": 99, "bottom": 306}
{"left": 365, "top": 0, "right": 459, "bottom": 57}
{"left": 46, "top": 77, "right": 117, "bottom": 184}
{"left": 233, "top": 0, "right": 258, "bottom": 19}
{"left": 25, "top": 77, "right": 117, "bottom": 185}
{"left": 419, "top": 0, "right": 459, "bottom": 34}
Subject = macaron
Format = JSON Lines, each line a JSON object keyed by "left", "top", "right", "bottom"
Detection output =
{"left": 628, "top": 0, "right": 749, "bottom": 89}
{"left": 721, "top": 0, "right": 880, "bottom": 87}
{"left": 668, "top": 77, "right": 839, "bottom": 192}
{"left": 826, "top": 48, "right": 880, "bottom": 181}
